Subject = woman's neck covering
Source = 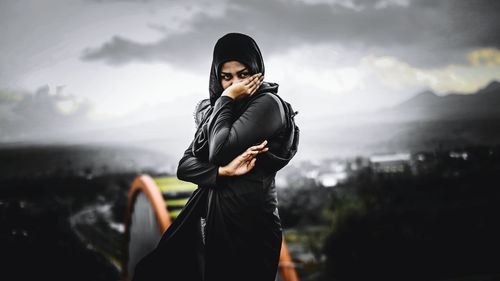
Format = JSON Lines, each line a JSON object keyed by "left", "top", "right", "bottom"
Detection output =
{"left": 209, "top": 32, "right": 265, "bottom": 106}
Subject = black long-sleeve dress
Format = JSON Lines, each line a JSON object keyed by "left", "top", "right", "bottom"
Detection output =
{"left": 132, "top": 82, "right": 299, "bottom": 281}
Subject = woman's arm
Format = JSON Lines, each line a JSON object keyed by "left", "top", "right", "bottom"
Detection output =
{"left": 177, "top": 139, "right": 269, "bottom": 186}
{"left": 207, "top": 94, "right": 284, "bottom": 166}
{"left": 177, "top": 139, "right": 220, "bottom": 187}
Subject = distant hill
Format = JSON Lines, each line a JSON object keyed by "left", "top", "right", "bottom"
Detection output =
{"left": 390, "top": 80, "right": 500, "bottom": 121}
{"left": 305, "top": 80, "right": 500, "bottom": 158}
{"left": 0, "top": 144, "right": 175, "bottom": 181}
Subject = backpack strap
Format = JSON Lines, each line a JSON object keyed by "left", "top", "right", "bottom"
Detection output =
{"left": 265, "top": 92, "right": 299, "bottom": 129}
{"left": 264, "top": 92, "right": 287, "bottom": 132}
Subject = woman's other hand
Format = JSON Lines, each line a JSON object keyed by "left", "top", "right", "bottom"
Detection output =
{"left": 221, "top": 73, "right": 264, "bottom": 100}
{"left": 218, "top": 140, "right": 268, "bottom": 176}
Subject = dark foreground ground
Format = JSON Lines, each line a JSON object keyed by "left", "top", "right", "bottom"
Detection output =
{"left": 1, "top": 144, "right": 500, "bottom": 281}
{"left": 0, "top": 174, "right": 133, "bottom": 281}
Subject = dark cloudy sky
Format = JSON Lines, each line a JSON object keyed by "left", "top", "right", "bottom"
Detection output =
{"left": 1, "top": 0, "right": 499, "bottom": 159}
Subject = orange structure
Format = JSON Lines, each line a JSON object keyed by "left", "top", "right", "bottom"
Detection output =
{"left": 123, "top": 174, "right": 299, "bottom": 281}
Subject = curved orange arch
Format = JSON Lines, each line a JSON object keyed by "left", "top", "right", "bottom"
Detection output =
{"left": 126, "top": 174, "right": 172, "bottom": 232}
{"left": 278, "top": 239, "right": 300, "bottom": 281}
{"left": 123, "top": 174, "right": 172, "bottom": 280}
{"left": 123, "top": 174, "right": 300, "bottom": 281}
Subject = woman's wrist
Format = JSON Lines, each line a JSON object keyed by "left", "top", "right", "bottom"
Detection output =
{"left": 221, "top": 89, "right": 236, "bottom": 100}
{"left": 218, "top": 166, "right": 231, "bottom": 176}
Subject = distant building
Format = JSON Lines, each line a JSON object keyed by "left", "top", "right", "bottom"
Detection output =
{"left": 449, "top": 151, "right": 468, "bottom": 160}
{"left": 369, "top": 152, "right": 412, "bottom": 174}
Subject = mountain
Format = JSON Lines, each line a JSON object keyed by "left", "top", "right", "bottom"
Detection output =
{"left": 388, "top": 80, "right": 500, "bottom": 121}
{"left": 305, "top": 80, "right": 500, "bottom": 158}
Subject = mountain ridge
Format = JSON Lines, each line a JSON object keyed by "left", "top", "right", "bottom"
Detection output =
{"left": 304, "top": 80, "right": 500, "bottom": 158}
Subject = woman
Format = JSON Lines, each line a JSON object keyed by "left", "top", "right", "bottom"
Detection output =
{"left": 132, "top": 32, "right": 299, "bottom": 281}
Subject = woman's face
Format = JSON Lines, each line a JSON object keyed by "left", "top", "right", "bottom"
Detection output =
{"left": 220, "top": 60, "right": 252, "bottom": 90}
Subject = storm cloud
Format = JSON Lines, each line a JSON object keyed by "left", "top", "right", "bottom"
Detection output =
{"left": 81, "top": 0, "right": 500, "bottom": 69}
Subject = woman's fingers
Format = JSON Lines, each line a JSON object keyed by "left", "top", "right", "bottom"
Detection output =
{"left": 249, "top": 75, "right": 264, "bottom": 95}
{"left": 246, "top": 157, "right": 256, "bottom": 170}
{"left": 251, "top": 74, "right": 263, "bottom": 87}
{"left": 245, "top": 140, "right": 268, "bottom": 156}
{"left": 250, "top": 158, "right": 256, "bottom": 167}
{"left": 240, "top": 150, "right": 259, "bottom": 162}
{"left": 243, "top": 73, "right": 260, "bottom": 85}
{"left": 244, "top": 73, "right": 263, "bottom": 89}
{"left": 248, "top": 140, "right": 268, "bottom": 152}
{"left": 258, "top": 139, "right": 268, "bottom": 147}
{"left": 245, "top": 151, "right": 258, "bottom": 158}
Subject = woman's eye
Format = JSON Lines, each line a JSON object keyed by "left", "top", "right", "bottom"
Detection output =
{"left": 222, "top": 75, "right": 231, "bottom": 81}
{"left": 239, "top": 72, "right": 250, "bottom": 78}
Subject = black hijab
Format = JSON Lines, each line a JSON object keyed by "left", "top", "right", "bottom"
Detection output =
{"left": 209, "top": 32, "right": 265, "bottom": 106}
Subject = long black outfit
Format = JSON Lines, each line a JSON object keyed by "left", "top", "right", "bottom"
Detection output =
{"left": 132, "top": 33, "right": 299, "bottom": 281}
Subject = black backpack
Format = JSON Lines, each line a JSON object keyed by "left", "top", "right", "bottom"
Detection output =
{"left": 261, "top": 92, "right": 300, "bottom": 172}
